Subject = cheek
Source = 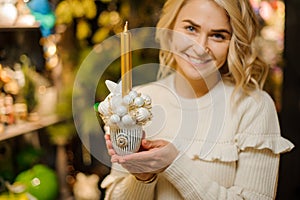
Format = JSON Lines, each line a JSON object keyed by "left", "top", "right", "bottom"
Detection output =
{"left": 173, "top": 54, "right": 191, "bottom": 72}
{"left": 171, "top": 31, "right": 194, "bottom": 52}
{"left": 173, "top": 54, "right": 186, "bottom": 66}
{"left": 210, "top": 43, "right": 229, "bottom": 68}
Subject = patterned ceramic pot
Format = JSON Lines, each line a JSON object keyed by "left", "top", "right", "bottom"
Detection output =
{"left": 110, "top": 125, "right": 143, "bottom": 155}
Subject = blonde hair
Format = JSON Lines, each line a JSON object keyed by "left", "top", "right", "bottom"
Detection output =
{"left": 156, "top": 0, "right": 269, "bottom": 95}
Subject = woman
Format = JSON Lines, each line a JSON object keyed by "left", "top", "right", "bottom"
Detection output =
{"left": 101, "top": 0, "right": 294, "bottom": 199}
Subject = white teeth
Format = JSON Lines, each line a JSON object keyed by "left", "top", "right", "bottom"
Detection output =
{"left": 190, "top": 57, "right": 206, "bottom": 64}
{"left": 185, "top": 52, "right": 212, "bottom": 65}
{"left": 190, "top": 57, "right": 201, "bottom": 64}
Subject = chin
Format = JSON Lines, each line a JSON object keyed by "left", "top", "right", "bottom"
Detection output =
{"left": 179, "top": 65, "right": 218, "bottom": 82}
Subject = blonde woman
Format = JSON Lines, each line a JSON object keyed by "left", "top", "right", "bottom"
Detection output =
{"left": 101, "top": 0, "right": 294, "bottom": 199}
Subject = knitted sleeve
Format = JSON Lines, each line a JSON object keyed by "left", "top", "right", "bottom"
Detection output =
{"left": 234, "top": 91, "right": 293, "bottom": 153}
{"left": 101, "top": 163, "right": 157, "bottom": 200}
{"left": 164, "top": 148, "right": 279, "bottom": 199}
{"left": 163, "top": 91, "right": 293, "bottom": 199}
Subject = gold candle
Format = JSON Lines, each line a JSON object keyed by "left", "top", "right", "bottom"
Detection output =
{"left": 121, "top": 21, "right": 132, "bottom": 96}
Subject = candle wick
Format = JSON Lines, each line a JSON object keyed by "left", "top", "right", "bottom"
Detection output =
{"left": 124, "top": 21, "right": 128, "bottom": 32}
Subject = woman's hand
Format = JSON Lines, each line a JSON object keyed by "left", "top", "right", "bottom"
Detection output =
{"left": 104, "top": 134, "right": 179, "bottom": 181}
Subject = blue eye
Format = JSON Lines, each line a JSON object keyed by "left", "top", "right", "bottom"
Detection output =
{"left": 212, "top": 33, "right": 226, "bottom": 41}
{"left": 185, "top": 25, "right": 195, "bottom": 32}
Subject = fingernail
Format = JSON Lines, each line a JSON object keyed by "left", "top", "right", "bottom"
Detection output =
{"left": 111, "top": 156, "right": 118, "bottom": 163}
{"left": 143, "top": 139, "right": 148, "bottom": 145}
{"left": 119, "top": 157, "right": 126, "bottom": 163}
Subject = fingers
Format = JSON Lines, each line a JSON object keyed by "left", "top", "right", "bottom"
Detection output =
{"left": 111, "top": 155, "right": 119, "bottom": 163}
{"left": 104, "top": 134, "right": 116, "bottom": 156}
{"left": 105, "top": 134, "right": 112, "bottom": 149}
{"left": 141, "top": 139, "right": 169, "bottom": 150}
{"left": 104, "top": 133, "right": 110, "bottom": 141}
{"left": 142, "top": 131, "right": 146, "bottom": 139}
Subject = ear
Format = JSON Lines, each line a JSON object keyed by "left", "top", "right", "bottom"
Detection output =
{"left": 89, "top": 174, "right": 99, "bottom": 183}
{"left": 105, "top": 80, "right": 117, "bottom": 93}
{"left": 76, "top": 172, "right": 86, "bottom": 181}
{"left": 114, "top": 80, "right": 122, "bottom": 94}
{"left": 105, "top": 80, "right": 122, "bottom": 95}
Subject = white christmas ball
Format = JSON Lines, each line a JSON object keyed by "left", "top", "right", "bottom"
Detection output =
{"left": 110, "top": 95, "right": 123, "bottom": 111}
{"left": 98, "top": 101, "right": 110, "bottom": 115}
{"left": 115, "top": 105, "right": 127, "bottom": 116}
{"left": 122, "top": 95, "right": 133, "bottom": 105}
{"left": 141, "top": 94, "right": 152, "bottom": 105}
{"left": 121, "top": 114, "right": 135, "bottom": 125}
{"left": 128, "top": 90, "right": 138, "bottom": 99}
{"left": 109, "top": 114, "right": 120, "bottom": 124}
{"left": 134, "top": 97, "right": 144, "bottom": 107}
{"left": 0, "top": 3, "right": 18, "bottom": 26}
{"left": 136, "top": 107, "right": 150, "bottom": 122}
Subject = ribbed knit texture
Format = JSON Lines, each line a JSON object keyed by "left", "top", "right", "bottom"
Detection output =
{"left": 101, "top": 74, "right": 294, "bottom": 200}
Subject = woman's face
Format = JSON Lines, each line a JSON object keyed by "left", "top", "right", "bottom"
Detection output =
{"left": 171, "top": 0, "right": 232, "bottom": 81}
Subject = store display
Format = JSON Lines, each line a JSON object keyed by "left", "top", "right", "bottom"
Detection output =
{"left": 0, "top": 61, "right": 40, "bottom": 134}
{"left": 0, "top": 65, "right": 26, "bottom": 131}
{"left": 0, "top": 0, "right": 62, "bottom": 197}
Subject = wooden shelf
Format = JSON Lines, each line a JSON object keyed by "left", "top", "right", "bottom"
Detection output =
{"left": 0, "top": 115, "right": 63, "bottom": 141}
{"left": 0, "top": 23, "right": 40, "bottom": 31}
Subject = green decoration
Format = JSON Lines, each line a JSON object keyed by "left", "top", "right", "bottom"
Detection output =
{"left": 14, "top": 165, "right": 58, "bottom": 200}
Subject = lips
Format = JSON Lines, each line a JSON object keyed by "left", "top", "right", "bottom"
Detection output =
{"left": 184, "top": 53, "right": 213, "bottom": 68}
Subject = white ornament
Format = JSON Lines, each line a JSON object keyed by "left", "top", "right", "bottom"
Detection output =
{"left": 136, "top": 107, "right": 150, "bottom": 122}
{"left": 134, "top": 97, "right": 144, "bottom": 107}
{"left": 105, "top": 80, "right": 122, "bottom": 94}
{"left": 0, "top": 3, "right": 18, "bottom": 26}
{"left": 115, "top": 105, "right": 127, "bottom": 116}
{"left": 98, "top": 101, "right": 110, "bottom": 115}
{"left": 109, "top": 114, "right": 120, "bottom": 124}
{"left": 142, "top": 94, "right": 152, "bottom": 105}
{"left": 122, "top": 95, "right": 133, "bottom": 105}
{"left": 110, "top": 95, "right": 123, "bottom": 111}
{"left": 97, "top": 80, "right": 152, "bottom": 130}
{"left": 128, "top": 90, "right": 138, "bottom": 99}
{"left": 121, "top": 114, "right": 135, "bottom": 125}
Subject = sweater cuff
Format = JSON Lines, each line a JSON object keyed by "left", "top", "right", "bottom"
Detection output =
{"left": 162, "top": 154, "right": 208, "bottom": 199}
{"left": 123, "top": 174, "right": 157, "bottom": 199}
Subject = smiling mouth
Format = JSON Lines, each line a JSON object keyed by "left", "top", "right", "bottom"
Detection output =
{"left": 185, "top": 54, "right": 213, "bottom": 67}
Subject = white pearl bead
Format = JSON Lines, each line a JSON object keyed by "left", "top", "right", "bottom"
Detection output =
{"left": 98, "top": 101, "right": 110, "bottom": 115}
{"left": 110, "top": 95, "right": 123, "bottom": 110}
{"left": 122, "top": 95, "right": 133, "bottom": 105}
{"left": 134, "top": 97, "right": 144, "bottom": 107}
{"left": 136, "top": 107, "right": 150, "bottom": 122}
{"left": 115, "top": 105, "right": 127, "bottom": 116}
{"left": 109, "top": 114, "right": 120, "bottom": 124}
{"left": 141, "top": 94, "right": 152, "bottom": 105}
{"left": 122, "top": 114, "right": 135, "bottom": 125}
{"left": 128, "top": 90, "right": 138, "bottom": 99}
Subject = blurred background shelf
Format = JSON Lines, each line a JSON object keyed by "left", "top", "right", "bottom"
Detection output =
{"left": 0, "top": 23, "right": 40, "bottom": 30}
{"left": 0, "top": 114, "right": 62, "bottom": 141}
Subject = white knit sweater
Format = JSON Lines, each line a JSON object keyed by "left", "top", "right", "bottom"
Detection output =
{"left": 101, "top": 74, "right": 294, "bottom": 200}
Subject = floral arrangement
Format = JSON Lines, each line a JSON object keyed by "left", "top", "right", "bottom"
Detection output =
{"left": 95, "top": 80, "right": 152, "bottom": 129}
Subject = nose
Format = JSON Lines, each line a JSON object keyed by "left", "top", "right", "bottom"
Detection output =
{"left": 192, "top": 34, "right": 208, "bottom": 55}
{"left": 197, "top": 33, "right": 208, "bottom": 48}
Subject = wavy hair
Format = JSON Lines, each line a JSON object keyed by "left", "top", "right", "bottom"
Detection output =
{"left": 155, "top": 0, "right": 269, "bottom": 95}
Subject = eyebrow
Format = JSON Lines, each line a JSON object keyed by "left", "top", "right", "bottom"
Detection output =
{"left": 182, "top": 19, "right": 232, "bottom": 35}
{"left": 182, "top": 19, "right": 201, "bottom": 28}
{"left": 211, "top": 29, "right": 232, "bottom": 35}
